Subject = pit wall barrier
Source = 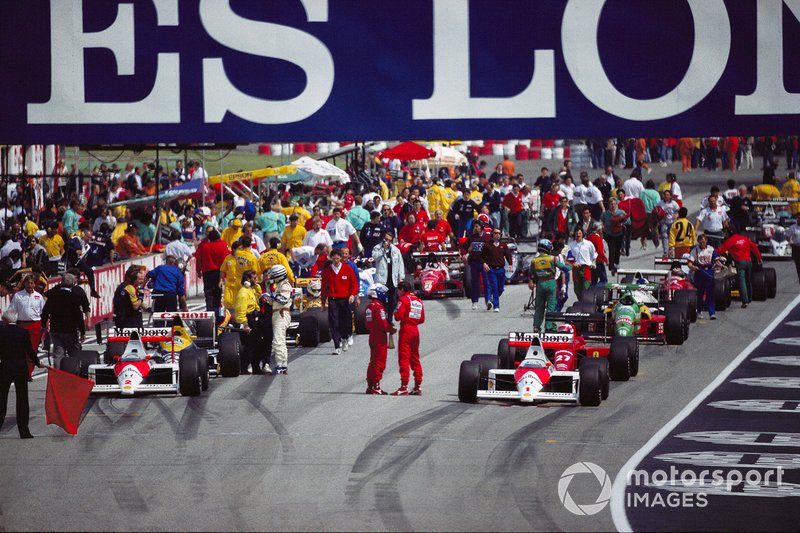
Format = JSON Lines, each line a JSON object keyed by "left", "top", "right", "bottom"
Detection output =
{"left": 0, "top": 255, "right": 203, "bottom": 327}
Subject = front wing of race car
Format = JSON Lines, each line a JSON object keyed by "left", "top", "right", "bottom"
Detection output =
{"left": 88, "top": 363, "right": 178, "bottom": 395}
{"left": 478, "top": 369, "right": 579, "bottom": 403}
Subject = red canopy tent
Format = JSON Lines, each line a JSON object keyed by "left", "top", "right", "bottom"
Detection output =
{"left": 378, "top": 141, "right": 436, "bottom": 160}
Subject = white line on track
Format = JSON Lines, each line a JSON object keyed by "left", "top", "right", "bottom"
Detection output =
{"left": 610, "top": 292, "right": 800, "bottom": 532}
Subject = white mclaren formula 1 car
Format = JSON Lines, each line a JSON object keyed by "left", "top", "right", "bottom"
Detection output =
{"left": 457, "top": 334, "right": 608, "bottom": 406}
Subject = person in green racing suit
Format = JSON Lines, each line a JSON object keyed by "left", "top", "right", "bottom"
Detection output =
{"left": 528, "top": 239, "right": 571, "bottom": 331}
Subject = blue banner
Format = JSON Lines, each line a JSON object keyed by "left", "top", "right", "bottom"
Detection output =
{"left": 2, "top": 0, "right": 799, "bottom": 144}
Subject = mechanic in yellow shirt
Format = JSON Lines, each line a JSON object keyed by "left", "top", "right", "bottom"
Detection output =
{"left": 427, "top": 181, "right": 443, "bottom": 215}
{"left": 21, "top": 216, "right": 38, "bottom": 237}
{"left": 668, "top": 207, "right": 696, "bottom": 257}
{"left": 219, "top": 242, "right": 241, "bottom": 310}
{"left": 281, "top": 214, "right": 307, "bottom": 252}
{"left": 781, "top": 172, "right": 800, "bottom": 214}
{"left": 259, "top": 237, "right": 295, "bottom": 285}
{"left": 439, "top": 180, "right": 459, "bottom": 215}
{"left": 281, "top": 203, "right": 312, "bottom": 227}
{"left": 221, "top": 218, "right": 243, "bottom": 247}
{"left": 753, "top": 183, "right": 781, "bottom": 201}
{"left": 234, "top": 236, "right": 262, "bottom": 281}
{"left": 469, "top": 184, "right": 483, "bottom": 204}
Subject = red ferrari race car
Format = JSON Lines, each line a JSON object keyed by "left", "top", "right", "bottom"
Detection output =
{"left": 458, "top": 330, "right": 611, "bottom": 406}
{"left": 411, "top": 251, "right": 465, "bottom": 298}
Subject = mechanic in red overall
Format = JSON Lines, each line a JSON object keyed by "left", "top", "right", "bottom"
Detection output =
{"left": 365, "top": 283, "right": 394, "bottom": 395}
{"left": 392, "top": 281, "right": 425, "bottom": 396}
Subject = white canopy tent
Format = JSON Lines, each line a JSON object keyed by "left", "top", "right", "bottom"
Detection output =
{"left": 291, "top": 156, "right": 351, "bottom": 183}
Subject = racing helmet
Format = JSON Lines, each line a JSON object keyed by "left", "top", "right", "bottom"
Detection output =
{"left": 537, "top": 238, "right": 553, "bottom": 255}
{"left": 619, "top": 293, "right": 636, "bottom": 306}
{"left": 307, "top": 278, "right": 322, "bottom": 298}
{"left": 557, "top": 324, "right": 575, "bottom": 335}
{"left": 268, "top": 264, "right": 288, "bottom": 283}
{"left": 477, "top": 213, "right": 490, "bottom": 225}
{"left": 367, "top": 283, "right": 389, "bottom": 303}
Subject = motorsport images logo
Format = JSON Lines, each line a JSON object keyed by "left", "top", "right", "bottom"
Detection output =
{"left": 558, "top": 462, "right": 612, "bottom": 516}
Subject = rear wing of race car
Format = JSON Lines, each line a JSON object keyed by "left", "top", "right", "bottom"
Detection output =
{"left": 654, "top": 257, "right": 688, "bottom": 266}
{"left": 508, "top": 330, "right": 575, "bottom": 348}
{"left": 615, "top": 268, "right": 671, "bottom": 280}
{"left": 411, "top": 251, "right": 462, "bottom": 260}
{"left": 108, "top": 327, "right": 173, "bottom": 343}
{"left": 603, "top": 281, "right": 660, "bottom": 293}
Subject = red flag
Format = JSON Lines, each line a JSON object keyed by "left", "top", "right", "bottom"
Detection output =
{"left": 45, "top": 367, "right": 94, "bottom": 435}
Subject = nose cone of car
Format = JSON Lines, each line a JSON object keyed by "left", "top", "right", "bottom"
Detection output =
{"left": 517, "top": 372, "right": 543, "bottom": 403}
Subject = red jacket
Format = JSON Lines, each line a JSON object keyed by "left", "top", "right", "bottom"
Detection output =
{"left": 195, "top": 238, "right": 230, "bottom": 274}
{"left": 395, "top": 292, "right": 425, "bottom": 329}
{"left": 423, "top": 230, "right": 445, "bottom": 251}
{"left": 398, "top": 222, "right": 425, "bottom": 244}
{"left": 717, "top": 234, "right": 762, "bottom": 262}
{"left": 321, "top": 262, "right": 358, "bottom": 300}
{"left": 502, "top": 191, "right": 523, "bottom": 213}
{"left": 365, "top": 300, "right": 391, "bottom": 344}
{"left": 586, "top": 233, "right": 607, "bottom": 264}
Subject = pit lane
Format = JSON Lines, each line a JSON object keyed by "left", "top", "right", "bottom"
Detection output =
{"left": 1, "top": 164, "right": 797, "bottom": 532}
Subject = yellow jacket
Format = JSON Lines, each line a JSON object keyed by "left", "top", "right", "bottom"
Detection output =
{"left": 427, "top": 184, "right": 443, "bottom": 214}
{"left": 23, "top": 220, "right": 39, "bottom": 237}
{"left": 235, "top": 248, "right": 262, "bottom": 281}
{"left": 440, "top": 188, "right": 459, "bottom": 214}
{"left": 281, "top": 225, "right": 307, "bottom": 252}
{"left": 669, "top": 218, "right": 696, "bottom": 249}
{"left": 781, "top": 179, "right": 800, "bottom": 214}
{"left": 111, "top": 222, "right": 128, "bottom": 245}
{"left": 221, "top": 226, "right": 242, "bottom": 247}
{"left": 234, "top": 285, "right": 260, "bottom": 325}
{"left": 753, "top": 184, "right": 781, "bottom": 201}
{"left": 259, "top": 249, "right": 295, "bottom": 285}
{"left": 40, "top": 234, "right": 65, "bottom": 257}
{"left": 220, "top": 253, "right": 240, "bottom": 309}
{"left": 281, "top": 206, "right": 312, "bottom": 227}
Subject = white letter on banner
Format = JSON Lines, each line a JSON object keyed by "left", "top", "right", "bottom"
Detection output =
{"left": 412, "top": 0, "right": 555, "bottom": 119}
{"left": 736, "top": 0, "right": 800, "bottom": 114}
{"left": 200, "top": 0, "right": 334, "bottom": 124}
{"left": 27, "top": 0, "right": 180, "bottom": 124}
{"left": 562, "top": 0, "right": 730, "bottom": 121}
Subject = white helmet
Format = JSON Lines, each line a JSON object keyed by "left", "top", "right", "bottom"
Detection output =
{"left": 307, "top": 278, "right": 322, "bottom": 298}
{"left": 268, "top": 264, "right": 288, "bottom": 283}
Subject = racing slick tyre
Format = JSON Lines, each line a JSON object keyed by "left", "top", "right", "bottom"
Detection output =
{"left": 195, "top": 320, "right": 214, "bottom": 339}
{"left": 470, "top": 353, "right": 499, "bottom": 379}
{"left": 218, "top": 332, "right": 241, "bottom": 378}
{"left": 306, "top": 308, "right": 331, "bottom": 343}
{"left": 458, "top": 360, "right": 480, "bottom": 403}
{"left": 580, "top": 286, "right": 608, "bottom": 311}
{"left": 674, "top": 289, "right": 697, "bottom": 323}
{"left": 569, "top": 302, "right": 598, "bottom": 334}
{"left": 751, "top": 270, "right": 767, "bottom": 302}
{"left": 181, "top": 348, "right": 210, "bottom": 391}
{"left": 581, "top": 358, "right": 610, "bottom": 400}
{"left": 59, "top": 357, "right": 82, "bottom": 376}
{"left": 608, "top": 337, "right": 631, "bottom": 382}
{"left": 578, "top": 362, "right": 602, "bottom": 407}
{"left": 625, "top": 337, "right": 640, "bottom": 377}
{"left": 298, "top": 313, "right": 320, "bottom": 347}
{"left": 664, "top": 306, "right": 685, "bottom": 346}
{"left": 104, "top": 341, "right": 127, "bottom": 365}
{"left": 497, "top": 339, "right": 516, "bottom": 369}
{"left": 765, "top": 267, "right": 777, "bottom": 299}
{"left": 354, "top": 299, "right": 369, "bottom": 335}
{"left": 179, "top": 352, "right": 203, "bottom": 397}
{"left": 714, "top": 278, "right": 730, "bottom": 311}
{"left": 75, "top": 350, "right": 100, "bottom": 379}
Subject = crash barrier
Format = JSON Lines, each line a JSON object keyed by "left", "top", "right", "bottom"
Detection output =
{"left": 0, "top": 254, "right": 202, "bottom": 327}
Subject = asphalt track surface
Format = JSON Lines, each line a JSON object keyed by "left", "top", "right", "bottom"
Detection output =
{"left": 1, "top": 162, "right": 798, "bottom": 532}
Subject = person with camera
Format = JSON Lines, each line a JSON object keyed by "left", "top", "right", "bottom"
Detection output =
{"left": 371, "top": 231, "right": 405, "bottom": 318}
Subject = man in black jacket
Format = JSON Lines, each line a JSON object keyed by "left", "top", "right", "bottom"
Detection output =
{"left": 41, "top": 272, "right": 86, "bottom": 369}
{"left": 0, "top": 308, "right": 44, "bottom": 438}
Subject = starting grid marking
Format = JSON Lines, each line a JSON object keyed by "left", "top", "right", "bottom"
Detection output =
{"left": 709, "top": 400, "right": 800, "bottom": 413}
{"left": 654, "top": 451, "right": 800, "bottom": 470}
{"left": 753, "top": 356, "right": 800, "bottom": 367}
{"left": 732, "top": 377, "right": 800, "bottom": 389}
{"left": 676, "top": 431, "right": 800, "bottom": 448}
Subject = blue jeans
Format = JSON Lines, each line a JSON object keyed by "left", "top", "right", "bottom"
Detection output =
{"left": 468, "top": 261, "right": 486, "bottom": 304}
{"left": 695, "top": 268, "right": 715, "bottom": 316}
{"left": 660, "top": 222, "right": 671, "bottom": 255}
{"left": 592, "top": 263, "right": 608, "bottom": 286}
{"left": 485, "top": 267, "right": 506, "bottom": 309}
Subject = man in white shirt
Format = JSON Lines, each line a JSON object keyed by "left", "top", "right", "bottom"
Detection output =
{"left": 656, "top": 190, "right": 680, "bottom": 256}
{"left": 303, "top": 217, "right": 334, "bottom": 249}
{"left": 667, "top": 173, "right": 683, "bottom": 205}
{"left": 572, "top": 172, "right": 589, "bottom": 212}
{"left": 326, "top": 207, "right": 361, "bottom": 252}
{"left": 568, "top": 227, "right": 597, "bottom": 301}
{"left": 0, "top": 237, "right": 22, "bottom": 269}
{"left": 164, "top": 230, "right": 194, "bottom": 263}
{"left": 695, "top": 195, "right": 729, "bottom": 247}
{"left": 9, "top": 275, "right": 45, "bottom": 377}
{"left": 622, "top": 175, "right": 645, "bottom": 199}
